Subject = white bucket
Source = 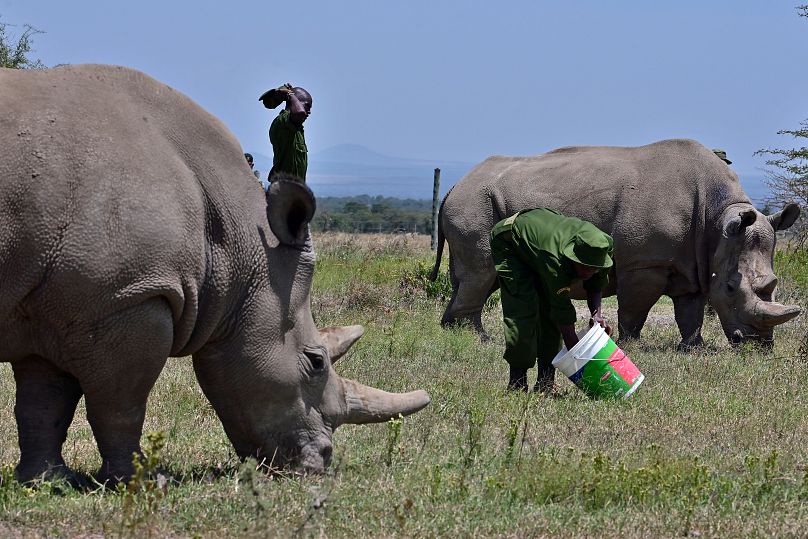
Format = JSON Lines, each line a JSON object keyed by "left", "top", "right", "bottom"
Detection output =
{"left": 552, "top": 325, "right": 645, "bottom": 399}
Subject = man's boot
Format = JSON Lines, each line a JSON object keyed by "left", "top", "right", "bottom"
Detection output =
{"left": 534, "top": 364, "right": 555, "bottom": 394}
{"left": 507, "top": 367, "right": 528, "bottom": 392}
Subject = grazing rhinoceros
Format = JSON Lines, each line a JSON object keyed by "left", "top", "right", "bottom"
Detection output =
{"left": 0, "top": 64, "right": 429, "bottom": 483}
{"left": 430, "top": 139, "right": 800, "bottom": 348}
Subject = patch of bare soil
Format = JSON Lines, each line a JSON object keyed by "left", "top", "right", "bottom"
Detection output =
{"left": 573, "top": 303, "right": 676, "bottom": 327}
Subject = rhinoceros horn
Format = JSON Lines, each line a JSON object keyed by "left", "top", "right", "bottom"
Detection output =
{"left": 754, "top": 300, "right": 801, "bottom": 327}
{"left": 339, "top": 378, "right": 431, "bottom": 425}
{"left": 319, "top": 325, "right": 365, "bottom": 363}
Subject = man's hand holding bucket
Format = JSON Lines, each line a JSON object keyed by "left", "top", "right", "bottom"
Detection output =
{"left": 590, "top": 309, "right": 613, "bottom": 337}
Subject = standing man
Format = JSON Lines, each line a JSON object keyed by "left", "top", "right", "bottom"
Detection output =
{"left": 259, "top": 84, "right": 312, "bottom": 182}
{"left": 490, "top": 208, "right": 614, "bottom": 392}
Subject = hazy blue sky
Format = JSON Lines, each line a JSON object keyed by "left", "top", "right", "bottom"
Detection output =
{"left": 1, "top": 1, "right": 806, "bottom": 178}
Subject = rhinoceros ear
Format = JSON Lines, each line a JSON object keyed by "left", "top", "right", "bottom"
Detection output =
{"left": 724, "top": 208, "right": 757, "bottom": 237}
{"left": 767, "top": 203, "right": 800, "bottom": 231}
{"left": 319, "top": 325, "right": 364, "bottom": 363}
{"left": 266, "top": 178, "right": 316, "bottom": 247}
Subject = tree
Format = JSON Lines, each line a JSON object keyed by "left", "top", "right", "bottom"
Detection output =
{"left": 756, "top": 5, "right": 808, "bottom": 245}
{"left": 0, "top": 18, "right": 44, "bottom": 69}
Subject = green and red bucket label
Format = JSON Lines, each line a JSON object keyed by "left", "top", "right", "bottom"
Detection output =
{"left": 568, "top": 339, "right": 642, "bottom": 398}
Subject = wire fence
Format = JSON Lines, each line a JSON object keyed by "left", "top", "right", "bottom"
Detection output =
{"left": 311, "top": 218, "right": 432, "bottom": 235}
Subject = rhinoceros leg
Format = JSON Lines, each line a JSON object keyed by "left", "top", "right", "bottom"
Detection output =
{"left": 12, "top": 356, "right": 83, "bottom": 483}
{"left": 672, "top": 293, "right": 706, "bottom": 350}
{"left": 79, "top": 298, "right": 172, "bottom": 484}
{"left": 616, "top": 268, "right": 667, "bottom": 341}
{"left": 441, "top": 254, "right": 496, "bottom": 337}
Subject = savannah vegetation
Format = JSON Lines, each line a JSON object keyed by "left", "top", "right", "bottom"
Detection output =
{"left": 0, "top": 17, "right": 43, "bottom": 69}
{"left": 758, "top": 117, "right": 808, "bottom": 245}
{"left": 0, "top": 232, "right": 806, "bottom": 538}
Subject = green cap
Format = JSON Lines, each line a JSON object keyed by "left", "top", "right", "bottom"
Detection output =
{"left": 712, "top": 149, "right": 732, "bottom": 165}
{"left": 562, "top": 227, "right": 613, "bottom": 269}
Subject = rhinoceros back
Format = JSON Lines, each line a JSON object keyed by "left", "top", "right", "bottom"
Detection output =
{"left": 0, "top": 65, "right": 262, "bottom": 357}
{"left": 444, "top": 139, "right": 750, "bottom": 275}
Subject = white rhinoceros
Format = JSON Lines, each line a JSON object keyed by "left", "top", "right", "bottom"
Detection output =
{"left": 430, "top": 139, "right": 800, "bottom": 348}
{"left": 0, "top": 64, "right": 429, "bottom": 483}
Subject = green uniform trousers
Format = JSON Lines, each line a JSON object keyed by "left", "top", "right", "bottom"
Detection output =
{"left": 490, "top": 227, "right": 562, "bottom": 378}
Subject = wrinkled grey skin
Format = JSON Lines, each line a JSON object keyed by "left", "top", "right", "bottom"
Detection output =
{"left": 0, "top": 65, "right": 429, "bottom": 484}
{"left": 430, "top": 139, "right": 800, "bottom": 348}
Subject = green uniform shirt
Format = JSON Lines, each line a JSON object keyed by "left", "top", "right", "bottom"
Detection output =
{"left": 496, "top": 208, "right": 612, "bottom": 325}
{"left": 269, "top": 109, "right": 308, "bottom": 181}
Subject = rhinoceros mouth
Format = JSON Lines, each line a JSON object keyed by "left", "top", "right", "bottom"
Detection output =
{"left": 297, "top": 441, "right": 334, "bottom": 473}
{"left": 232, "top": 427, "right": 321, "bottom": 471}
{"left": 727, "top": 326, "right": 774, "bottom": 347}
{"left": 239, "top": 442, "right": 329, "bottom": 474}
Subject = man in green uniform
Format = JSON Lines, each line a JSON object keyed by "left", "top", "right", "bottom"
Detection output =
{"left": 712, "top": 148, "right": 732, "bottom": 165}
{"left": 260, "top": 85, "right": 312, "bottom": 182}
{"left": 490, "top": 208, "right": 614, "bottom": 392}
{"left": 244, "top": 153, "right": 261, "bottom": 181}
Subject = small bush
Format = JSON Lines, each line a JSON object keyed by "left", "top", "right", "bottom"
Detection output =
{"left": 400, "top": 261, "right": 452, "bottom": 300}
{"left": 118, "top": 431, "right": 168, "bottom": 533}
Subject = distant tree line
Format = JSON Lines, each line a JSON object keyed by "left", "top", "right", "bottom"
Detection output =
{"left": 311, "top": 195, "right": 433, "bottom": 234}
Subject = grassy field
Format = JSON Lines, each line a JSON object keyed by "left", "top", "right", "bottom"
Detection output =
{"left": 1, "top": 232, "right": 807, "bottom": 538}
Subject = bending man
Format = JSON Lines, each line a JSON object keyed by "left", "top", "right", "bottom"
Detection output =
{"left": 490, "top": 208, "right": 614, "bottom": 392}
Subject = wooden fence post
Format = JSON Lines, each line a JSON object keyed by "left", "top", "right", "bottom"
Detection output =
{"left": 431, "top": 168, "right": 441, "bottom": 250}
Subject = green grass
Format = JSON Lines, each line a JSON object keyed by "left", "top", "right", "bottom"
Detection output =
{"left": 1, "top": 233, "right": 807, "bottom": 537}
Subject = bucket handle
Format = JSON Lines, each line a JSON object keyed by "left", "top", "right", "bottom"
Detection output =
{"left": 571, "top": 356, "right": 627, "bottom": 363}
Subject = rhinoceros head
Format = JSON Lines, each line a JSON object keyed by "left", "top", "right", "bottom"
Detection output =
{"left": 708, "top": 203, "right": 801, "bottom": 345}
{"left": 192, "top": 180, "right": 430, "bottom": 473}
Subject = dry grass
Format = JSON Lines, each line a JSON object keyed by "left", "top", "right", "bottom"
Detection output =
{"left": 315, "top": 231, "right": 431, "bottom": 257}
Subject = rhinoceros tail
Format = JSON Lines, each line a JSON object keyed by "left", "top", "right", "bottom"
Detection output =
{"left": 428, "top": 188, "right": 451, "bottom": 282}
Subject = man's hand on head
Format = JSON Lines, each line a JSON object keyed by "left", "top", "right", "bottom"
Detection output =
{"left": 259, "top": 83, "right": 296, "bottom": 109}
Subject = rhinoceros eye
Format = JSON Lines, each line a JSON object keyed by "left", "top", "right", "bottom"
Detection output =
{"left": 304, "top": 348, "right": 327, "bottom": 372}
{"left": 726, "top": 277, "right": 740, "bottom": 294}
